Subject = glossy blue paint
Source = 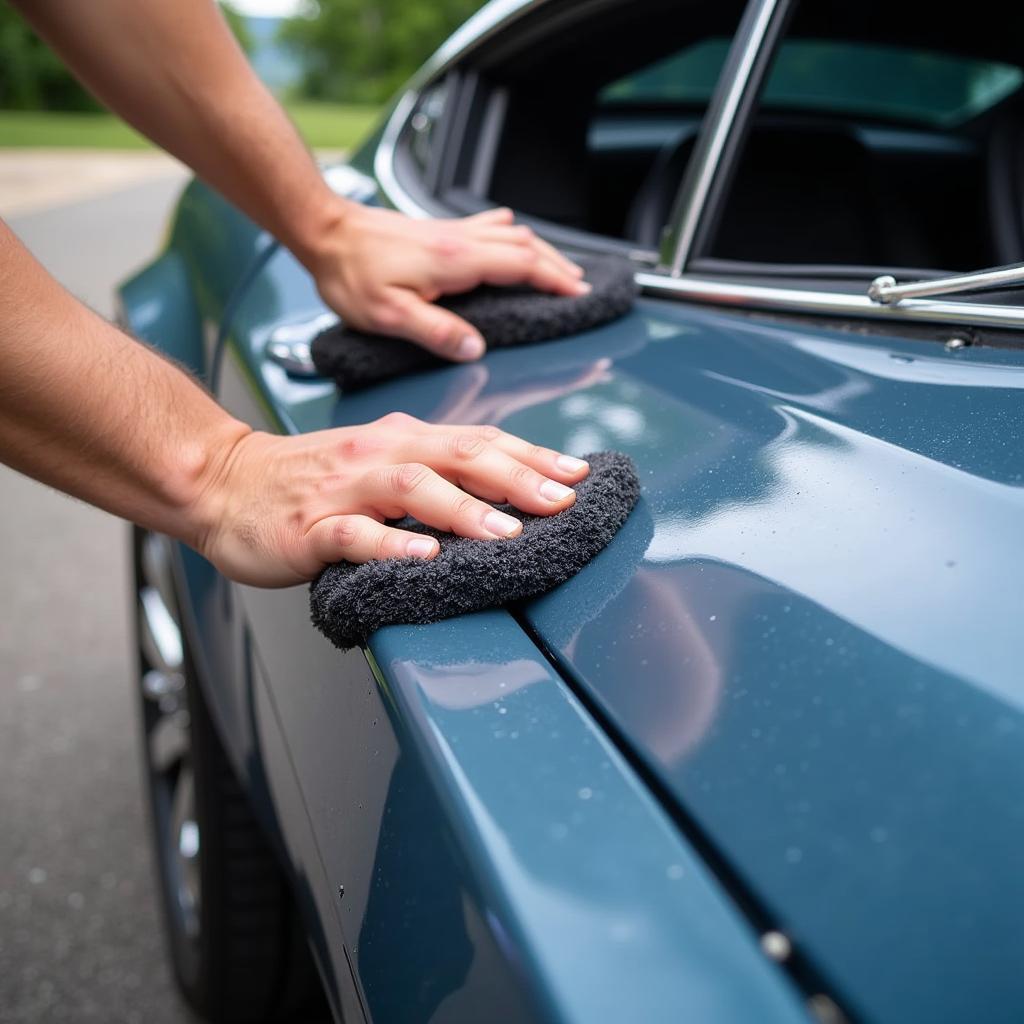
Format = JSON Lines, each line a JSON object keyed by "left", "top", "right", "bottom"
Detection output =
{"left": 119, "top": 177, "right": 273, "bottom": 380}
{"left": 232, "top": 239, "right": 1024, "bottom": 1022}
{"left": 367, "top": 613, "right": 807, "bottom": 1023}
{"left": 520, "top": 306, "right": 1024, "bottom": 1024}
{"left": 118, "top": 250, "right": 203, "bottom": 370}
{"left": 217, "top": 252, "right": 810, "bottom": 1022}
{"left": 125, "top": 147, "right": 1024, "bottom": 1020}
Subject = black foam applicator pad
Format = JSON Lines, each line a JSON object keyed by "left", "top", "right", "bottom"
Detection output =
{"left": 310, "top": 450, "right": 640, "bottom": 650}
{"left": 310, "top": 255, "right": 638, "bottom": 393}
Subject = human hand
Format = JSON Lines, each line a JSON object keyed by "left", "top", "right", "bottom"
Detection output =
{"left": 195, "top": 412, "right": 590, "bottom": 587}
{"left": 305, "top": 203, "right": 588, "bottom": 362}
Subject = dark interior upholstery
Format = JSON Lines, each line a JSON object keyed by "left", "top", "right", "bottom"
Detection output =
{"left": 449, "top": 0, "right": 1024, "bottom": 274}
{"left": 623, "top": 130, "right": 696, "bottom": 248}
{"left": 986, "top": 101, "right": 1024, "bottom": 264}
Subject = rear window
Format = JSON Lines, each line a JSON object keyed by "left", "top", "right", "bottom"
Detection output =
{"left": 604, "top": 38, "right": 1023, "bottom": 128}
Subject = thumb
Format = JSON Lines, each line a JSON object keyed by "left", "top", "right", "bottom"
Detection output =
{"left": 383, "top": 289, "right": 486, "bottom": 362}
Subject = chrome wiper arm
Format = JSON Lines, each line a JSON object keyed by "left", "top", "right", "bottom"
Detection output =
{"left": 869, "top": 263, "right": 1024, "bottom": 305}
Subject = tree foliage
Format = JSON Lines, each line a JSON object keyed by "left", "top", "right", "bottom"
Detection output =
{"left": 279, "top": 0, "right": 484, "bottom": 104}
{"left": 0, "top": 6, "right": 98, "bottom": 111}
{"left": 0, "top": 3, "right": 252, "bottom": 112}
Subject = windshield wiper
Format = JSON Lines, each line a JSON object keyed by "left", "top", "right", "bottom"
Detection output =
{"left": 869, "top": 263, "right": 1024, "bottom": 305}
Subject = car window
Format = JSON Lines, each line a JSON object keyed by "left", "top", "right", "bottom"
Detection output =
{"left": 696, "top": 3, "right": 1024, "bottom": 274}
{"left": 601, "top": 38, "right": 731, "bottom": 105}
{"left": 399, "top": 0, "right": 748, "bottom": 251}
{"left": 604, "top": 38, "right": 1022, "bottom": 129}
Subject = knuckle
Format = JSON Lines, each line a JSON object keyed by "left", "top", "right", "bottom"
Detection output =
{"left": 478, "top": 424, "right": 501, "bottom": 442}
{"left": 450, "top": 432, "right": 487, "bottom": 461}
{"left": 372, "top": 301, "right": 404, "bottom": 332}
{"left": 332, "top": 518, "right": 361, "bottom": 550}
{"left": 338, "top": 437, "right": 362, "bottom": 459}
{"left": 431, "top": 233, "right": 465, "bottom": 261}
{"left": 336, "top": 433, "right": 384, "bottom": 461}
{"left": 378, "top": 410, "right": 415, "bottom": 429}
{"left": 507, "top": 463, "right": 534, "bottom": 490}
{"left": 391, "top": 462, "right": 430, "bottom": 496}
{"left": 373, "top": 530, "right": 395, "bottom": 561}
{"left": 427, "top": 317, "right": 456, "bottom": 350}
{"left": 451, "top": 493, "right": 480, "bottom": 521}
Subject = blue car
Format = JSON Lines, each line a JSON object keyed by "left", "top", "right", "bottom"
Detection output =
{"left": 122, "top": 0, "right": 1024, "bottom": 1021}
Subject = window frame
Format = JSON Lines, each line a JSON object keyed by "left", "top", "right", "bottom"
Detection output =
{"left": 373, "top": 0, "right": 1024, "bottom": 336}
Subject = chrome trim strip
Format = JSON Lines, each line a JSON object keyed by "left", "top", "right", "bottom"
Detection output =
{"left": 662, "top": 0, "right": 782, "bottom": 275}
{"left": 637, "top": 272, "right": 1024, "bottom": 330}
{"left": 869, "top": 264, "right": 1024, "bottom": 305}
{"left": 374, "top": 89, "right": 428, "bottom": 218}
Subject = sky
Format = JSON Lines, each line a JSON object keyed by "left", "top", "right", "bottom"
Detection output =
{"left": 224, "top": 0, "right": 309, "bottom": 17}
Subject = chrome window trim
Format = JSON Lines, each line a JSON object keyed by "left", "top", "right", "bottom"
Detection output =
{"left": 661, "top": 0, "right": 784, "bottom": 275}
{"left": 375, "top": 89, "right": 427, "bottom": 219}
{"left": 637, "top": 273, "right": 1024, "bottom": 330}
{"left": 371, "top": 0, "right": 1024, "bottom": 333}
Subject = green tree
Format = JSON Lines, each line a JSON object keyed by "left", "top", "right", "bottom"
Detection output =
{"left": 0, "top": 3, "right": 251, "bottom": 112}
{"left": 280, "top": 0, "right": 483, "bottom": 104}
{"left": 0, "top": 6, "right": 98, "bottom": 110}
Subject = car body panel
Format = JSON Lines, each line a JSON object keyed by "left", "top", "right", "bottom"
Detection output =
{"left": 219, "top": 234, "right": 1024, "bottom": 1022}
{"left": 116, "top": 0, "right": 1024, "bottom": 1009}
{"left": 207, "top": 259, "right": 810, "bottom": 1022}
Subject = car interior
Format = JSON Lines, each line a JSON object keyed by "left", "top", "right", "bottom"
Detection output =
{"left": 396, "top": 0, "right": 1024, "bottom": 281}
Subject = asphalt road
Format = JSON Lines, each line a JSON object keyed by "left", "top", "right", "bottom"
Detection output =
{"left": 0, "top": 174, "right": 198, "bottom": 1023}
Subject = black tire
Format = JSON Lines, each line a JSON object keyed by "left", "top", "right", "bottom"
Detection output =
{"left": 133, "top": 528, "right": 326, "bottom": 1023}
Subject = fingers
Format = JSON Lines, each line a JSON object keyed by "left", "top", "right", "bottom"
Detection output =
{"left": 465, "top": 207, "right": 515, "bottom": 226}
{"left": 463, "top": 208, "right": 586, "bottom": 290}
{"left": 408, "top": 431, "right": 581, "bottom": 514}
{"left": 463, "top": 242, "right": 585, "bottom": 297}
{"left": 363, "top": 463, "right": 526, "bottom": 540}
{"left": 487, "top": 432, "right": 590, "bottom": 485}
{"left": 531, "top": 233, "right": 586, "bottom": 281}
{"left": 307, "top": 514, "right": 439, "bottom": 566}
{"left": 379, "top": 288, "right": 486, "bottom": 361}
{"left": 374, "top": 416, "right": 589, "bottom": 491}
{"left": 427, "top": 424, "right": 590, "bottom": 485}
{"left": 475, "top": 234, "right": 586, "bottom": 293}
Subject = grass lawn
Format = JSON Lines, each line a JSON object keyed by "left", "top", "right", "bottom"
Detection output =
{"left": 0, "top": 101, "right": 381, "bottom": 151}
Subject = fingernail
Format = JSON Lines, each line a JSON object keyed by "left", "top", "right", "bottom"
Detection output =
{"left": 571, "top": 263, "right": 585, "bottom": 277}
{"left": 456, "top": 335, "right": 485, "bottom": 360}
{"left": 484, "top": 510, "right": 521, "bottom": 538}
{"left": 575, "top": 280, "right": 592, "bottom": 294}
{"left": 407, "top": 537, "right": 438, "bottom": 559}
{"left": 540, "top": 479, "right": 574, "bottom": 502}
{"left": 556, "top": 455, "right": 588, "bottom": 474}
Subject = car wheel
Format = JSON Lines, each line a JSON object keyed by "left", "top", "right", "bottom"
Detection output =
{"left": 133, "top": 528, "right": 325, "bottom": 1023}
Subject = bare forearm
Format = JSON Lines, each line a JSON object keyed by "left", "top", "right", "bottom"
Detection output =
{"left": 13, "top": 0, "right": 587, "bottom": 359}
{"left": 13, "top": 0, "right": 343, "bottom": 264}
{"left": 0, "top": 222, "right": 248, "bottom": 547}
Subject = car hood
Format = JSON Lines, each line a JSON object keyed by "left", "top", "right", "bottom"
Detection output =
{"left": 317, "top": 294, "right": 1024, "bottom": 1023}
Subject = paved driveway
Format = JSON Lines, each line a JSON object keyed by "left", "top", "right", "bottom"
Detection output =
{"left": 0, "top": 158, "right": 197, "bottom": 1023}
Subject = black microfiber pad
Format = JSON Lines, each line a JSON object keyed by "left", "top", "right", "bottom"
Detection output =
{"left": 310, "top": 450, "right": 640, "bottom": 650}
{"left": 310, "top": 255, "right": 638, "bottom": 393}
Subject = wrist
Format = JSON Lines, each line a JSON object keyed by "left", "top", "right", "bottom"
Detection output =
{"left": 287, "top": 190, "right": 353, "bottom": 274}
{"left": 170, "top": 417, "right": 255, "bottom": 557}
